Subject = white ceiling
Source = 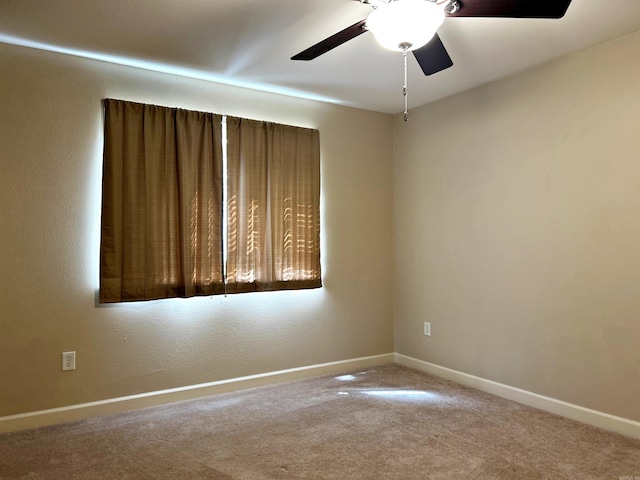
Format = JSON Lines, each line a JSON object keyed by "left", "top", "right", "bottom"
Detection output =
{"left": 2, "top": 0, "right": 640, "bottom": 114}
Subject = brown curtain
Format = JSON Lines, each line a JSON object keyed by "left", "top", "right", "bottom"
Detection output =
{"left": 100, "top": 99, "right": 225, "bottom": 302}
{"left": 225, "top": 117, "right": 321, "bottom": 293}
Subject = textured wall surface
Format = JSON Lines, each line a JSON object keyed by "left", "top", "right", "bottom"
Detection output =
{"left": 4, "top": 30, "right": 640, "bottom": 426}
{"left": 393, "top": 31, "right": 640, "bottom": 422}
{"left": 0, "top": 43, "right": 394, "bottom": 416}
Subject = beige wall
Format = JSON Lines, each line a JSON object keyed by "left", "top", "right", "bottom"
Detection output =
{"left": 394, "top": 31, "right": 640, "bottom": 422}
{"left": 0, "top": 43, "right": 394, "bottom": 417}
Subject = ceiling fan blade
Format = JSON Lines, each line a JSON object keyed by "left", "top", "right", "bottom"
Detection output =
{"left": 291, "top": 20, "right": 368, "bottom": 61}
{"left": 449, "top": 0, "right": 572, "bottom": 19}
{"left": 412, "top": 34, "right": 453, "bottom": 76}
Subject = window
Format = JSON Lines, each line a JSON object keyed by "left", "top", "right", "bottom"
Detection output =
{"left": 99, "top": 99, "right": 321, "bottom": 303}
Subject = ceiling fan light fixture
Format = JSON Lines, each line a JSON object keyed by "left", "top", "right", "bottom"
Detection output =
{"left": 366, "top": 0, "right": 445, "bottom": 52}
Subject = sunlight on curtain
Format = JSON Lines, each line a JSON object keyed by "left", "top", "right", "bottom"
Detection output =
{"left": 225, "top": 117, "right": 321, "bottom": 293}
{"left": 100, "top": 100, "right": 320, "bottom": 303}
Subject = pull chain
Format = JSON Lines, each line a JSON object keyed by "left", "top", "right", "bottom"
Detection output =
{"left": 402, "top": 44, "right": 409, "bottom": 122}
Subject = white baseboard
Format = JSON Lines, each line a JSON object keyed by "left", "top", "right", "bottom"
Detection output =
{"left": 0, "top": 353, "right": 394, "bottom": 434}
{"left": 395, "top": 353, "right": 640, "bottom": 440}
{"left": 4, "top": 352, "right": 638, "bottom": 440}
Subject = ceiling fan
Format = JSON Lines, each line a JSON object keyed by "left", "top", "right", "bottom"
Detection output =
{"left": 291, "top": 0, "right": 573, "bottom": 118}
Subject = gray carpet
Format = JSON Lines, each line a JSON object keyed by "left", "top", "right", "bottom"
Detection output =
{"left": 0, "top": 364, "right": 638, "bottom": 479}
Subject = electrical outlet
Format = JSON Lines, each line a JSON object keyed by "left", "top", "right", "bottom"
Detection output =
{"left": 423, "top": 322, "right": 431, "bottom": 336}
{"left": 62, "top": 351, "right": 76, "bottom": 371}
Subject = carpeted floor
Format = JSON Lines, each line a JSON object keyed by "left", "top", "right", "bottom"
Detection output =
{"left": 0, "top": 364, "right": 638, "bottom": 479}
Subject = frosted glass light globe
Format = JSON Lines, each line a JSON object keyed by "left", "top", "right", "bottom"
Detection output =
{"left": 366, "top": 0, "right": 445, "bottom": 52}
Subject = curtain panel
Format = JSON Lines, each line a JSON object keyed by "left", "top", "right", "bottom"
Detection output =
{"left": 100, "top": 99, "right": 225, "bottom": 302}
{"left": 225, "top": 117, "right": 322, "bottom": 293}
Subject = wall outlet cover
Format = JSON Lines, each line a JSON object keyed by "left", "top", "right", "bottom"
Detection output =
{"left": 62, "top": 351, "right": 76, "bottom": 371}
